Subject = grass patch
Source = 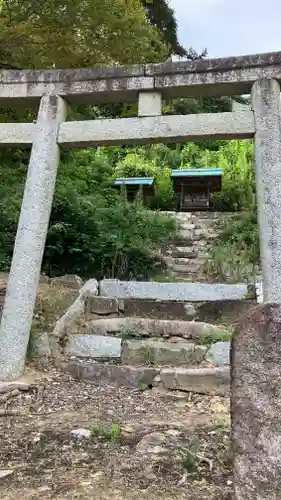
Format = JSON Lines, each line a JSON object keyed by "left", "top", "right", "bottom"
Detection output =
{"left": 142, "top": 348, "right": 155, "bottom": 365}
{"left": 196, "top": 327, "right": 233, "bottom": 346}
{"left": 211, "top": 413, "right": 230, "bottom": 429}
{"left": 33, "top": 283, "right": 79, "bottom": 333}
{"left": 90, "top": 423, "right": 122, "bottom": 441}
{"left": 153, "top": 273, "right": 183, "bottom": 283}
{"left": 27, "top": 282, "right": 79, "bottom": 359}
{"left": 180, "top": 441, "right": 202, "bottom": 472}
{"left": 204, "top": 211, "right": 259, "bottom": 283}
{"left": 181, "top": 449, "right": 200, "bottom": 472}
{"left": 139, "top": 382, "right": 149, "bottom": 392}
{"left": 119, "top": 326, "right": 141, "bottom": 340}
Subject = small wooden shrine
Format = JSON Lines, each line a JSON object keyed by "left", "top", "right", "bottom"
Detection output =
{"left": 171, "top": 168, "right": 223, "bottom": 211}
{"left": 113, "top": 177, "right": 155, "bottom": 205}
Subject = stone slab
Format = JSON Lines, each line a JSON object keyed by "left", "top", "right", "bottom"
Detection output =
{"left": 85, "top": 296, "right": 119, "bottom": 315}
{"left": 51, "top": 278, "right": 99, "bottom": 341}
{"left": 100, "top": 280, "right": 248, "bottom": 302}
{"left": 205, "top": 341, "right": 230, "bottom": 367}
{"left": 231, "top": 304, "right": 281, "bottom": 499}
{"left": 123, "top": 298, "right": 253, "bottom": 322}
{"left": 0, "top": 381, "right": 30, "bottom": 394}
{"left": 88, "top": 317, "right": 224, "bottom": 339}
{"left": 65, "top": 334, "right": 121, "bottom": 359}
{"left": 58, "top": 112, "right": 254, "bottom": 148}
{"left": 3, "top": 51, "right": 281, "bottom": 105}
{"left": 50, "top": 274, "right": 83, "bottom": 289}
{"left": 0, "top": 123, "right": 35, "bottom": 147}
{"left": 123, "top": 299, "right": 196, "bottom": 321}
{"left": 58, "top": 360, "right": 158, "bottom": 388}
{"left": 157, "top": 367, "right": 229, "bottom": 396}
{"left": 121, "top": 339, "right": 207, "bottom": 366}
{"left": 146, "top": 52, "right": 281, "bottom": 75}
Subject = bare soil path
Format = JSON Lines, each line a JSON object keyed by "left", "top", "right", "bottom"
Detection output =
{"left": 0, "top": 365, "right": 232, "bottom": 500}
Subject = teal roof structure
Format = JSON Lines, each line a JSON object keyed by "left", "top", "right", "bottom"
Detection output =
{"left": 171, "top": 168, "right": 223, "bottom": 178}
{"left": 114, "top": 177, "right": 154, "bottom": 186}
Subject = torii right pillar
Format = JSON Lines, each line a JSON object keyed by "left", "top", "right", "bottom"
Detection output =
{"left": 232, "top": 79, "right": 281, "bottom": 500}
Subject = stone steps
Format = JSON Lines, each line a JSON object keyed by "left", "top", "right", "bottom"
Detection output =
{"left": 122, "top": 298, "right": 254, "bottom": 322}
{"left": 55, "top": 309, "right": 231, "bottom": 396}
{"left": 170, "top": 273, "right": 208, "bottom": 283}
{"left": 159, "top": 211, "right": 234, "bottom": 282}
{"left": 166, "top": 257, "right": 206, "bottom": 266}
{"left": 168, "top": 262, "right": 205, "bottom": 275}
{"left": 165, "top": 248, "right": 198, "bottom": 259}
{"left": 86, "top": 317, "right": 228, "bottom": 338}
{"left": 64, "top": 330, "right": 230, "bottom": 365}
{"left": 121, "top": 338, "right": 229, "bottom": 367}
{"left": 40, "top": 276, "right": 255, "bottom": 398}
{"left": 58, "top": 359, "right": 229, "bottom": 396}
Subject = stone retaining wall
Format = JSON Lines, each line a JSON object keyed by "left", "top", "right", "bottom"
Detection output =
{"left": 59, "top": 359, "right": 230, "bottom": 396}
{"left": 123, "top": 298, "right": 255, "bottom": 322}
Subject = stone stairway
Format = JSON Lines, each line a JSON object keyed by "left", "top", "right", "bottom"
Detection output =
{"left": 43, "top": 279, "right": 255, "bottom": 398}
{"left": 161, "top": 211, "right": 234, "bottom": 282}
{"left": 60, "top": 315, "right": 231, "bottom": 396}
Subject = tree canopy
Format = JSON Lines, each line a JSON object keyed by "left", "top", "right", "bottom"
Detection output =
{"left": 0, "top": 0, "right": 168, "bottom": 69}
{"left": 143, "top": 0, "right": 186, "bottom": 57}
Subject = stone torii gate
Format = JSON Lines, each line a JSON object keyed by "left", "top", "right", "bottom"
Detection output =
{"left": 1, "top": 51, "right": 281, "bottom": 499}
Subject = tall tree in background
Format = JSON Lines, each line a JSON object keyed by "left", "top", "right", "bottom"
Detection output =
{"left": 143, "top": 0, "right": 186, "bottom": 56}
{"left": 143, "top": 0, "right": 207, "bottom": 59}
{"left": 0, "top": 0, "right": 167, "bottom": 69}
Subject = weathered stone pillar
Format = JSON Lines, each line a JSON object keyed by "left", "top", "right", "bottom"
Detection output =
{"left": 252, "top": 79, "right": 281, "bottom": 303}
{"left": 138, "top": 92, "right": 162, "bottom": 117}
{"left": 0, "top": 94, "right": 67, "bottom": 380}
{"left": 231, "top": 304, "right": 281, "bottom": 499}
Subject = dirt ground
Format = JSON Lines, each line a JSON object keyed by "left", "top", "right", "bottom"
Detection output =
{"left": 0, "top": 363, "right": 232, "bottom": 500}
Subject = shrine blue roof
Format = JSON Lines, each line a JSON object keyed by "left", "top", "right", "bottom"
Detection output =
{"left": 171, "top": 168, "right": 222, "bottom": 178}
{"left": 114, "top": 177, "right": 154, "bottom": 186}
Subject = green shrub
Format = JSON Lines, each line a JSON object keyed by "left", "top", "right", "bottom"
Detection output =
{"left": 205, "top": 211, "right": 259, "bottom": 282}
{"left": 114, "top": 151, "right": 175, "bottom": 210}
{"left": 90, "top": 423, "right": 121, "bottom": 441}
{"left": 0, "top": 150, "right": 176, "bottom": 280}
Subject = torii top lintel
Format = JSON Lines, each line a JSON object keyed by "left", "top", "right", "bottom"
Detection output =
{"left": 0, "top": 50, "right": 281, "bottom": 105}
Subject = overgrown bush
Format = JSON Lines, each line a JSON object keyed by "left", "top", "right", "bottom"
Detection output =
{"left": 0, "top": 150, "right": 176, "bottom": 280}
{"left": 112, "top": 140, "right": 255, "bottom": 212}
{"left": 114, "top": 150, "right": 175, "bottom": 210}
{"left": 205, "top": 211, "right": 259, "bottom": 283}
{"left": 0, "top": 139, "right": 257, "bottom": 281}
{"left": 178, "top": 141, "right": 255, "bottom": 212}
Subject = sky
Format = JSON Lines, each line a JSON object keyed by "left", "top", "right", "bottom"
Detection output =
{"left": 170, "top": 0, "right": 281, "bottom": 58}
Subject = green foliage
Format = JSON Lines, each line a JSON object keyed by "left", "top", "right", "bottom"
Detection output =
{"left": 211, "top": 141, "right": 255, "bottom": 212}
{"left": 114, "top": 149, "right": 175, "bottom": 210}
{"left": 195, "top": 328, "right": 233, "bottom": 346}
{"left": 142, "top": 0, "right": 187, "bottom": 56}
{"left": 205, "top": 211, "right": 259, "bottom": 282}
{"left": 181, "top": 446, "right": 200, "bottom": 472}
{"left": 0, "top": 149, "right": 176, "bottom": 280}
{"left": 0, "top": 2, "right": 258, "bottom": 284}
{"left": 174, "top": 140, "right": 255, "bottom": 212}
{"left": 0, "top": 0, "right": 167, "bottom": 69}
{"left": 0, "top": 139, "right": 257, "bottom": 282}
{"left": 90, "top": 423, "right": 122, "bottom": 441}
{"left": 163, "top": 96, "right": 232, "bottom": 116}
{"left": 139, "top": 382, "right": 149, "bottom": 392}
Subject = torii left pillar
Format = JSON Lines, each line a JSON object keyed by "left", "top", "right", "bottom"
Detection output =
{"left": 0, "top": 94, "right": 67, "bottom": 380}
